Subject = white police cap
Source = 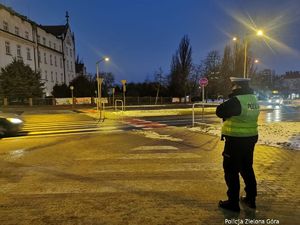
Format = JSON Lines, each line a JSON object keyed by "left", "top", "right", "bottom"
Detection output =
{"left": 230, "top": 77, "right": 251, "bottom": 82}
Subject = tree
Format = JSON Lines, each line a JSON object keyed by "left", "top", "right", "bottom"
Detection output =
{"left": 101, "top": 72, "right": 115, "bottom": 97}
{"left": 52, "top": 83, "right": 70, "bottom": 97}
{"left": 203, "top": 50, "right": 221, "bottom": 99}
{"left": 0, "top": 58, "right": 44, "bottom": 99}
{"left": 169, "top": 35, "right": 192, "bottom": 98}
{"left": 219, "top": 45, "right": 233, "bottom": 98}
{"left": 69, "top": 74, "right": 93, "bottom": 97}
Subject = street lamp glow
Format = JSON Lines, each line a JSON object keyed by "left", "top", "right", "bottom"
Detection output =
{"left": 254, "top": 59, "right": 259, "bottom": 63}
{"left": 232, "top": 37, "right": 237, "bottom": 41}
{"left": 104, "top": 57, "right": 110, "bottom": 62}
{"left": 256, "top": 30, "right": 263, "bottom": 36}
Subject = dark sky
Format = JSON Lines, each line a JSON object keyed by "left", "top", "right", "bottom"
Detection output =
{"left": 2, "top": 0, "right": 300, "bottom": 82}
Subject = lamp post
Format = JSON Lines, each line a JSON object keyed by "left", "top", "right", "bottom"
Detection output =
{"left": 233, "top": 29, "right": 264, "bottom": 78}
{"left": 70, "top": 85, "right": 74, "bottom": 108}
{"left": 96, "top": 57, "right": 109, "bottom": 111}
{"left": 121, "top": 80, "right": 126, "bottom": 110}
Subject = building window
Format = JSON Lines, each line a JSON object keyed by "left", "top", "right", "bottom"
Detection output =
{"left": 70, "top": 61, "right": 73, "bottom": 72}
{"left": 50, "top": 54, "right": 53, "bottom": 65}
{"left": 5, "top": 42, "right": 11, "bottom": 55}
{"left": 67, "top": 60, "right": 69, "bottom": 70}
{"left": 60, "top": 57, "right": 63, "bottom": 68}
{"left": 55, "top": 72, "right": 58, "bottom": 83}
{"left": 70, "top": 49, "right": 72, "bottom": 57}
{"left": 54, "top": 43, "right": 56, "bottom": 50}
{"left": 37, "top": 35, "right": 40, "bottom": 43}
{"left": 59, "top": 45, "right": 62, "bottom": 51}
{"left": 3, "top": 21, "right": 8, "bottom": 31}
{"left": 54, "top": 56, "right": 57, "bottom": 66}
{"left": 51, "top": 71, "right": 54, "bottom": 82}
{"left": 49, "top": 41, "right": 51, "bottom": 48}
{"left": 44, "top": 52, "right": 47, "bottom": 64}
{"left": 15, "top": 26, "right": 19, "bottom": 36}
{"left": 45, "top": 70, "right": 48, "bottom": 81}
{"left": 66, "top": 47, "right": 68, "bottom": 56}
{"left": 61, "top": 73, "right": 63, "bottom": 83}
{"left": 43, "top": 37, "right": 46, "bottom": 45}
{"left": 25, "top": 31, "right": 29, "bottom": 39}
{"left": 27, "top": 48, "right": 31, "bottom": 60}
{"left": 38, "top": 50, "right": 41, "bottom": 63}
{"left": 17, "top": 45, "right": 22, "bottom": 58}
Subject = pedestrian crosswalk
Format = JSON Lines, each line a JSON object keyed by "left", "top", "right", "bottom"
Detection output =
{"left": 123, "top": 118, "right": 167, "bottom": 130}
{"left": 19, "top": 114, "right": 123, "bottom": 136}
{"left": 14, "top": 114, "right": 169, "bottom": 138}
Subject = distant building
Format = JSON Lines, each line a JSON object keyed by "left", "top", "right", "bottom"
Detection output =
{"left": 282, "top": 71, "right": 300, "bottom": 97}
{"left": 0, "top": 3, "right": 76, "bottom": 96}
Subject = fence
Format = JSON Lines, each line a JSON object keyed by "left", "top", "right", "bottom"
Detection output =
{"left": 0, "top": 96, "right": 185, "bottom": 106}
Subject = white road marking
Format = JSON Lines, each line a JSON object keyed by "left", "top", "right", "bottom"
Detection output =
{"left": 132, "top": 146, "right": 178, "bottom": 150}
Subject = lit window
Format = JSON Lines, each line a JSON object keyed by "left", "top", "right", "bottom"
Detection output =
{"left": 5, "top": 42, "right": 11, "bottom": 55}
{"left": 3, "top": 21, "right": 8, "bottom": 31}
{"left": 27, "top": 48, "right": 31, "bottom": 60}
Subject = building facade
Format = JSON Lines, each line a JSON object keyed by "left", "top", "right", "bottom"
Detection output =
{"left": 0, "top": 4, "right": 76, "bottom": 96}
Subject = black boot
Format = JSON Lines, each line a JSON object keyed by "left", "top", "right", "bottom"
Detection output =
{"left": 218, "top": 200, "right": 240, "bottom": 212}
{"left": 240, "top": 196, "right": 256, "bottom": 209}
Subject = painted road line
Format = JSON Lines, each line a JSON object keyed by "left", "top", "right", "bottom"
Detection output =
{"left": 132, "top": 146, "right": 179, "bottom": 150}
{"left": 4, "top": 129, "right": 124, "bottom": 140}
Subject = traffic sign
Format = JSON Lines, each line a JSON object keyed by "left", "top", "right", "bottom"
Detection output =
{"left": 199, "top": 78, "right": 208, "bottom": 86}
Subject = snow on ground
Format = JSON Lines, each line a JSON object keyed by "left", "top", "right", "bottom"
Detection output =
{"left": 189, "top": 122, "right": 300, "bottom": 150}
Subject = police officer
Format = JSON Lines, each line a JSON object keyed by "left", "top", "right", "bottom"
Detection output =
{"left": 216, "top": 77, "right": 260, "bottom": 212}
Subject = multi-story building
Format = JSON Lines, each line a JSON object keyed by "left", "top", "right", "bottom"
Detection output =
{"left": 0, "top": 3, "right": 76, "bottom": 96}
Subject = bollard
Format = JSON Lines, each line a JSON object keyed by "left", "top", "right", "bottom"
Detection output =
{"left": 29, "top": 98, "right": 33, "bottom": 106}
{"left": 4, "top": 98, "right": 8, "bottom": 106}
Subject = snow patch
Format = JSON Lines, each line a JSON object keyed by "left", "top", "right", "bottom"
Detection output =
{"left": 189, "top": 122, "right": 300, "bottom": 150}
{"left": 133, "top": 130, "right": 183, "bottom": 142}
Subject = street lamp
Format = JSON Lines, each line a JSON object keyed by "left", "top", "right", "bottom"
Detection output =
{"left": 96, "top": 57, "right": 110, "bottom": 111}
{"left": 70, "top": 85, "right": 74, "bottom": 108}
{"left": 233, "top": 29, "right": 264, "bottom": 78}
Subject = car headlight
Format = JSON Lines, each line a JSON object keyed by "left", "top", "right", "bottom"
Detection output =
{"left": 268, "top": 99, "right": 272, "bottom": 103}
{"left": 6, "top": 118, "right": 23, "bottom": 124}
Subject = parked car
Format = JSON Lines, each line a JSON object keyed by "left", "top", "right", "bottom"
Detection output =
{"left": 0, "top": 112, "right": 23, "bottom": 136}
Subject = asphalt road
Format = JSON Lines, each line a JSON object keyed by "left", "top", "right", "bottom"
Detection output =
{"left": 0, "top": 117, "right": 299, "bottom": 224}
{"left": 140, "top": 105, "right": 300, "bottom": 127}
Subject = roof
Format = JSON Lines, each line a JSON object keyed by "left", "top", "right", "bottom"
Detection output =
{"left": 41, "top": 25, "right": 68, "bottom": 37}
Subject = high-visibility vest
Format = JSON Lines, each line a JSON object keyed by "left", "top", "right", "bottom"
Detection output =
{"left": 222, "top": 94, "right": 259, "bottom": 137}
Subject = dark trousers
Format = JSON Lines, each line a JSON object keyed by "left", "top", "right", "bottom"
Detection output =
{"left": 222, "top": 135, "right": 258, "bottom": 203}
